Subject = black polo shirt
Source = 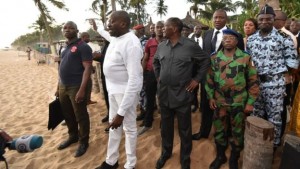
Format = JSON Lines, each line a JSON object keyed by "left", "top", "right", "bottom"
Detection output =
{"left": 59, "top": 38, "right": 93, "bottom": 85}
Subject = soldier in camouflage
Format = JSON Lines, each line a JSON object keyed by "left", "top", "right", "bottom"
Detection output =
{"left": 206, "top": 29, "right": 259, "bottom": 169}
{"left": 246, "top": 5, "right": 299, "bottom": 150}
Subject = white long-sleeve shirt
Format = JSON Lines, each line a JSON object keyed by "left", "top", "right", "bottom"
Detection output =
{"left": 98, "top": 30, "right": 143, "bottom": 116}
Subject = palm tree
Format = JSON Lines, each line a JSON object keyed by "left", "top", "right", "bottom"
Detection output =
{"left": 199, "top": 0, "right": 237, "bottom": 20}
{"left": 129, "top": 0, "right": 147, "bottom": 24}
{"left": 33, "top": 0, "right": 67, "bottom": 54}
{"left": 29, "top": 15, "right": 46, "bottom": 42}
{"left": 91, "top": 0, "right": 109, "bottom": 26}
{"left": 187, "top": 0, "right": 208, "bottom": 19}
{"left": 155, "top": 0, "right": 168, "bottom": 20}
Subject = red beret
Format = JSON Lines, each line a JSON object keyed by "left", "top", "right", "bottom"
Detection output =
{"left": 133, "top": 24, "right": 144, "bottom": 30}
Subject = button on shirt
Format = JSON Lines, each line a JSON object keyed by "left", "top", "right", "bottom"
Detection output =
{"left": 246, "top": 28, "right": 299, "bottom": 87}
{"left": 101, "top": 31, "right": 143, "bottom": 116}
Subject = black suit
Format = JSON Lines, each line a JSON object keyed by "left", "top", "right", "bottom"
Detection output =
{"left": 196, "top": 27, "right": 244, "bottom": 138}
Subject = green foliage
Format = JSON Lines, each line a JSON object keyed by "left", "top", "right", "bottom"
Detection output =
{"left": 231, "top": 0, "right": 259, "bottom": 36}
{"left": 11, "top": 25, "right": 64, "bottom": 48}
{"left": 279, "top": 0, "right": 300, "bottom": 18}
{"left": 155, "top": 0, "right": 168, "bottom": 20}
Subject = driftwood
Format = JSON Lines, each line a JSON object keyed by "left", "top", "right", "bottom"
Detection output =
{"left": 242, "top": 116, "right": 274, "bottom": 169}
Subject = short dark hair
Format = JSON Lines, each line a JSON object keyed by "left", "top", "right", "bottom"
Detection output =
{"left": 112, "top": 11, "right": 131, "bottom": 28}
{"left": 245, "top": 18, "right": 258, "bottom": 30}
{"left": 214, "top": 9, "right": 228, "bottom": 18}
{"left": 167, "top": 17, "right": 183, "bottom": 33}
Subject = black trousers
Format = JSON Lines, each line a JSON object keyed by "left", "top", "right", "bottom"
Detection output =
{"left": 191, "top": 86, "right": 199, "bottom": 108}
{"left": 281, "top": 83, "right": 292, "bottom": 138}
{"left": 143, "top": 71, "right": 157, "bottom": 127}
{"left": 199, "top": 83, "right": 214, "bottom": 137}
{"left": 160, "top": 104, "right": 192, "bottom": 169}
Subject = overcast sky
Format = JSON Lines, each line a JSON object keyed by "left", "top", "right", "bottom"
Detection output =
{"left": 0, "top": 0, "right": 197, "bottom": 48}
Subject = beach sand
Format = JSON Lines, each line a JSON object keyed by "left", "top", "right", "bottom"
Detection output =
{"left": 0, "top": 50, "right": 281, "bottom": 169}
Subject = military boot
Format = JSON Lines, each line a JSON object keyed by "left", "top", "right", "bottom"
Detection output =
{"left": 229, "top": 143, "right": 241, "bottom": 169}
{"left": 209, "top": 144, "right": 227, "bottom": 169}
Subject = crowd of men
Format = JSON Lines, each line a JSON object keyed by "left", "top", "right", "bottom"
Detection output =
{"left": 54, "top": 4, "right": 300, "bottom": 169}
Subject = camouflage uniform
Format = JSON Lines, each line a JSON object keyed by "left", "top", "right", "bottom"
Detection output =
{"left": 205, "top": 48, "right": 259, "bottom": 147}
{"left": 246, "top": 28, "right": 299, "bottom": 146}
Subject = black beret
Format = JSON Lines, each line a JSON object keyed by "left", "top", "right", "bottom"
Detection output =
{"left": 222, "top": 29, "right": 239, "bottom": 38}
{"left": 259, "top": 4, "right": 275, "bottom": 16}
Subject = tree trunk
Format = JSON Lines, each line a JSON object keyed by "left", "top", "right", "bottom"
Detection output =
{"left": 242, "top": 116, "right": 274, "bottom": 169}
{"left": 258, "top": 0, "right": 280, "bottom": 10}
{"left": 111, "top": 0, "right": 116, "bottom": 11}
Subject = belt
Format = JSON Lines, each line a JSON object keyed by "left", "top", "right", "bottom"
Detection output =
{"left": 259, "top": 72, "right": 285, "bottom": 82}
{"left": 259, "top": 74, "right": 273, "bottom": 82}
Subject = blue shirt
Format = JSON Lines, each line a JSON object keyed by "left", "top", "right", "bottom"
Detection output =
{"left": 59, "top": 38, "right": 93, "bottom": 85}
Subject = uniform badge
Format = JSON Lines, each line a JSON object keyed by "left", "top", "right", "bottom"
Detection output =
{"left": 71, "top": 46, "right": 77, "bottom": 53}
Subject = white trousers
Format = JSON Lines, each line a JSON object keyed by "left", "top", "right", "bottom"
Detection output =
{"left": 106, "top": 93, "right": 138, "bottom": 169}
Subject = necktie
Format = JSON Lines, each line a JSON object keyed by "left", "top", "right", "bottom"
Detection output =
{"left": 211, "top": 30, "right": 220, "bottom": 52}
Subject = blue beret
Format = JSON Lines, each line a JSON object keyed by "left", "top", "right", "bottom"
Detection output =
{"left": 222, "top": 29, "right": 239, "bottom": 38}
{"left": 259, "top": 4, "right": 275, "bottom": 16}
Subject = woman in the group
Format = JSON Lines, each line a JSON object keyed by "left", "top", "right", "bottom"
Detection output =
{"left": 243, "top": 18, "right": 258, "bottom": 49}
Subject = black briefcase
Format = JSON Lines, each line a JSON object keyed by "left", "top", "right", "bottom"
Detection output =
{"left": 48, "top": 97, "right": 64, "bottom": 130}
{"left": 279, "top": 134, "right": 300, "bottom": 169}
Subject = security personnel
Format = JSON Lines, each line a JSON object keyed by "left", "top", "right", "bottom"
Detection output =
{"left": 206, "top": 29, "right": 259, "bottom": 169}
{"left": 247, "top": 4, "right": 299, "bottom": 151}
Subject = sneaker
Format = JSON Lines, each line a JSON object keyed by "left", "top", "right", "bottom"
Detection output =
{"left": 138, "top": 126, "right": 151, "bottom": 136}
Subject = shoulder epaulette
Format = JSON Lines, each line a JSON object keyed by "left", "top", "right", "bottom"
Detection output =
{"left": 278, "top": 29, "right": 289, "bottom": 38}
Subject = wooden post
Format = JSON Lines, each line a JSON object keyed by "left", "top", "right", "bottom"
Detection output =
{"left": 242, "top": 116, "right": 274, "bottom": 169}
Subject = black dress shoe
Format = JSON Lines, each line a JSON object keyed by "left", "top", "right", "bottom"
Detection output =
{"left": 192, "top": 132, "right": 207, "bottom": 140}
{"left": 57, "top": 138, "right": 78, "bottom": 150}
{"left": 74, "top": 143, "right": 89, "bottom": 157}
{"left": 156, "top": 155, "right": 171, "bottom": 169}
{"left": 95, "top": 161, "right": 119, "bottom": 169}
{"left": 102, "top": 115, "right": 109, "bottom": 123}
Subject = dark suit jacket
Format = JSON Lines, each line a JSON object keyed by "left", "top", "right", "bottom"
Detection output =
{"left": 202, "top": 27, "right": 244, "bottom": 55}
{"left": 153, "top": 37, "right": 210, "bottom": 108}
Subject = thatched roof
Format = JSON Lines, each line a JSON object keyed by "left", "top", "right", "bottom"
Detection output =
{"left": 181, "top": 12, "right": 209, "bottom": 30}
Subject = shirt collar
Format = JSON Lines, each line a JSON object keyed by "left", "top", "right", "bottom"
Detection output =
{"left": 214, "top": 26, "right": 227, "bottom": 33}
{"left": 67, "top": 38, "right": 81, "bottom": 46}
{"left": 165, "top": 36, "right": 185, "bottom": 46}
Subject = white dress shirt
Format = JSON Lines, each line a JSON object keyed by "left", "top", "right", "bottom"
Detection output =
{"left": 212, "top": 26, "right": 227, "bottom": 51}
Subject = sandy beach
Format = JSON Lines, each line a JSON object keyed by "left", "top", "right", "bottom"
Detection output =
{"left": 0, "top": 50, "right": 281, "bottom": 169}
